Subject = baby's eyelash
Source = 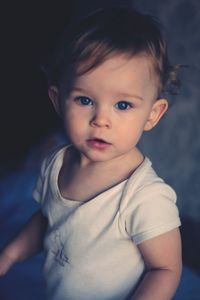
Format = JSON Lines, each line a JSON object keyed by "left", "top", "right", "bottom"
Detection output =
{"left": 73, "top": 97, "right": 134, "bottom": 110}
{"left": 115, "top": 101, "right": 134, "bottom": 110}
{"left": 75, "top": 96, "right": 93, "bottom": 106}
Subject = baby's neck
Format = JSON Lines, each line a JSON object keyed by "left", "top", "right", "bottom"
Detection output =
{"left": 77, "top": 147, "right": 143, "bottom": 171}
{"left": 58, "top": 146, "right": 144, "bottom": 202}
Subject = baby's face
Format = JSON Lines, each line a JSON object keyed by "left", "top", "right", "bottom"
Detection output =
{"left": 59, "top": 54, "right": 166, "bottom": 164}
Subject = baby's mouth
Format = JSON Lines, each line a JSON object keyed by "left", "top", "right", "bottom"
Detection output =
{"left": 88, "top": 137, "right": 110, "bottom": 144}
{"left": 87, "top": 138, "right": 111, "bottom": 149}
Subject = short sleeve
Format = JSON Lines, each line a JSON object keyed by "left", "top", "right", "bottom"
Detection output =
{"left": 32, "top": 157, "right": 49, "bottom": 205}
{"left": 124, "top": 183, "right": 181, "bottom": 245}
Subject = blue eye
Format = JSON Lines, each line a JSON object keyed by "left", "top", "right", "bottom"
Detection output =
{"left": 115, "top": 101, "right": 132, "bottom": 110}
{"left": 76, "top": 96, "right": 93, "bottom": 106}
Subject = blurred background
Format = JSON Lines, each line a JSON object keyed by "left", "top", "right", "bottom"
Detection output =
{"left": 0, "top": 0, "right": 199, "bottom": 299}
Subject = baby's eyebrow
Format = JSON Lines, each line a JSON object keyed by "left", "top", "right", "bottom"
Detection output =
{"left": 72, "top": 87, "right": 88, "bottom": 93}
{"left": 116, "top": 92, "right": 144, "bottom": 101}
{"left": 72, "top": 87, "right": 143, "bottom": 101}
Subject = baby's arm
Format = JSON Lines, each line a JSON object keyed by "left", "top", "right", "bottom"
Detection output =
{"left": 131, "top": 228, "right": 182, "bottom": 300}
{"left": 0, "top": 209, "right": 47, "bottom": 276}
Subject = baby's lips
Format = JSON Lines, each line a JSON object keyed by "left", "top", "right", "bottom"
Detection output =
{"left": 88, "top": 137, "right": 111, "bottom": 144}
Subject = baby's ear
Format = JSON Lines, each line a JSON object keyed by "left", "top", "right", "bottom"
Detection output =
{"left": 48, "top": 86, "right": 61, "bottom": 116}
{"left": 144, "top": 98, "right": 168, "bottom": 131}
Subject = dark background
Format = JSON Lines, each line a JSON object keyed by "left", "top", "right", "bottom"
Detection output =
{"left": 1, "top": 1, "right": 71, "bottom": 173}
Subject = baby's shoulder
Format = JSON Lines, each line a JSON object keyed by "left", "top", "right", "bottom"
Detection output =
{"left": 39, "top": 144, "right": 69, "bottom": 176}
{"left": 121, "top": 158, "right": 177, "bottom": 211}
{"left": 119, "top": 159, "right": 180, "bottom": 243}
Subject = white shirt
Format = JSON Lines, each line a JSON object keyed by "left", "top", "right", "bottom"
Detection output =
{"left": 33, "top": 145, "right": 181, "bottom": 300}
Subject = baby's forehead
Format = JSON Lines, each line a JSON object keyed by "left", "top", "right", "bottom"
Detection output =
{"left": 75, "top": 53, "right": 159, "bottom": 85}
{"left": 70, "top": 54, "right": 160, "bottom": 100}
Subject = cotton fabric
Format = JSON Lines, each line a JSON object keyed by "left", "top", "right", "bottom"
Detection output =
{"left": 33, "top": 145, "right": 181, "bottom": 300}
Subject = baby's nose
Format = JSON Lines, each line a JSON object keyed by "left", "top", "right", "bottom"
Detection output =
{"left": 90, "top": 107, "right": 111, "bottom": 128}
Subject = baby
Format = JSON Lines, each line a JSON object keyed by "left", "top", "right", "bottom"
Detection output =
{"left": 0, "top": 6, "right": 182, "bottom": 300}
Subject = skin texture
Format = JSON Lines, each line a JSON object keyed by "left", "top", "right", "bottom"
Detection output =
{"left": 50, "top": 54, "right": 168, "bottom": 167}
{"left": 0, "top": 210, "right": 47, "bottom": 276}
{"left": 131, "top": 229, "right": 182, "bottom": 300}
